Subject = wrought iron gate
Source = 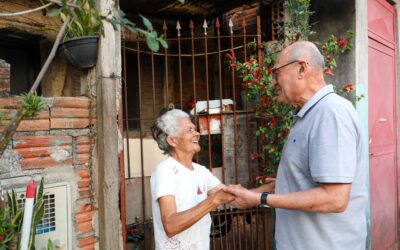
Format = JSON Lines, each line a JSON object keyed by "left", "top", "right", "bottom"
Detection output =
{"left": 121, "top": 14, "right": 275, "bottom": 250}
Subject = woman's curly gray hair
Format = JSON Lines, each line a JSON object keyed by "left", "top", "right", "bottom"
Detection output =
{"left": 151, "top": 109, "right": 190, "bottom": 154}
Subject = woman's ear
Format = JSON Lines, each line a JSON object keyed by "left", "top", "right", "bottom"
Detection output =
{"left": 166, "top": 135, "right": 177, "bottom": 148}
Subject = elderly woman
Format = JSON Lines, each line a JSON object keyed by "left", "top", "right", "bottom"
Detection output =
{"left": 150, "top": 109, "right": 233, "bottom": 250}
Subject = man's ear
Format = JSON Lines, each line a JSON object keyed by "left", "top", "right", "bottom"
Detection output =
{"left": 166, "top": 135, "right": 177, "bottom": 148}
{"left": 297, "top": 61, "right": 307, "bottom": 79}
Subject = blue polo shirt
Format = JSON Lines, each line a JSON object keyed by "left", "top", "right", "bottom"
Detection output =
{"left": 275, "top": 84, "right": 368, "bottom": 250}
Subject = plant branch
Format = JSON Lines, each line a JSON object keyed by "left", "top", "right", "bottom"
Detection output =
{"left": 0, "top": 0, "right": 77, "bottom": 157}
{"left": 0, "top": 2, "right": 54, "bottom": 17}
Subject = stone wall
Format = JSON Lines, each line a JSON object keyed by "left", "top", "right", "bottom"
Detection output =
{"left": 0, "top": 96, "right": 98, "bottom": 250}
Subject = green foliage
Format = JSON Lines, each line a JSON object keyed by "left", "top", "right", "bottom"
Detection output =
{"left": 41, "top": 239, "right": 53, "bottom": 250}
{"left": 45, "top": 0, "right": 168, "bottom": 51}
{"left": 1, "top": 178, "right": 46, "bottom": 250}
{"left": 282, "top": 0, "right": 315, "bottom": 43}
{"left": 0, "top": 210, "right": 17, "bottom": 249}
{"left": 20, "top": 92, "right": 47, "bottom": 119}
{"left": 232, "top": 55, "right": 293, "bottom": 177}
{"left": 0, "top": 112, "right": 3, "bottom": 126}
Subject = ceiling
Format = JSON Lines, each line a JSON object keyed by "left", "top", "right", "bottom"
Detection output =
{"left": 120, "top": 0, "right": 261, "bottom": 20}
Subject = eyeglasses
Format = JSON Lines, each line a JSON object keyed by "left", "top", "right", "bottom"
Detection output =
{"left": 271, "top": 60, "right": 300, "bottom": 78}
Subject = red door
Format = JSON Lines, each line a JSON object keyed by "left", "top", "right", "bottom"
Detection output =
{"left": 368, "top": 0, "right": 398, "bottom": 249}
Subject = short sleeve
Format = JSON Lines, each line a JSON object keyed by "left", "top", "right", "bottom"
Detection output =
{"left": 198, "top": 165, "right": 221, "bottom": 191}
{"left": 150, "top": 162, "right": 177, "bottom": 201}
{"left": 309, "top": 105, "right": 357, "bottom": 183}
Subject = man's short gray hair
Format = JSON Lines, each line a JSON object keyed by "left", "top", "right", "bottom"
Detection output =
{"left": 288, "top": 41, "right": 325, "bottom": 69}
{"left": 151, "top": 109, "right": 190, "bottom": 154}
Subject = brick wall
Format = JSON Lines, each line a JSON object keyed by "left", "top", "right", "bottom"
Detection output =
{"left": 0, "top": 96, "right": 97, "bottom": 250}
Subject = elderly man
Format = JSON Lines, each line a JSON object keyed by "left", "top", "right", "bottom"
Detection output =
{"left": 225, "top": 41, "right": 368, "bottom": 250}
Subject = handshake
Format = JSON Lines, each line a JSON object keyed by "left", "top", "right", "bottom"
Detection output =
{"left": 209, "top": 179, "right": 276, "bottom": 209}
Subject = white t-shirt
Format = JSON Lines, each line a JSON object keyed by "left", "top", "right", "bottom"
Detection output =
{"left": 151, "top": 157, "right": 221, "bottom": 250}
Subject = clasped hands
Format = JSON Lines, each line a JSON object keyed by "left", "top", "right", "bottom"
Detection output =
{"left": 223, "top": 179, "right": 276, "bottom": 209}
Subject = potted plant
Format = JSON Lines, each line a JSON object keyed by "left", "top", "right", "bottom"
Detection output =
{"left": 50, "top": 0, "right": 104, "bottom": 70}
{"left": 46, "top": 0, "right": 168, "bottom": 69}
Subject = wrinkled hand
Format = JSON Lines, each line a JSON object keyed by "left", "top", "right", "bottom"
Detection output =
{"left": 224, "top": 184, "right": 260, "bottom": 209}
{"left": 210, "top": 189, "right": 235, "bottom": 206}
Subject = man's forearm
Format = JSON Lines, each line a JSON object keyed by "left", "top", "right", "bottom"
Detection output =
{"left": 268, "top": 184, "right": 350, "bottom": 213}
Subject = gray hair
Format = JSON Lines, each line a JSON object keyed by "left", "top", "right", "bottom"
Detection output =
{"left": 288, "top": 41, "right": 325, "bottom": 69}
{"left": 151, "top": 109, "right": 190, "bottom": 154}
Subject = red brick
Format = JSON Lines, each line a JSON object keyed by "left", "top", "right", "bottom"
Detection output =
{"left": 75, "top": 153, "right": 90, "bottom": 165}
{"left": 12, "top": 136, "right": 71, "bottom": 149}
{"left": 77, "top": 203, "right": 96, "bottom": 213}
{"left": 75, "top": 221, "right": 92, "bottom": 233}
{"left": 77, "top": 180, "right": 90, "bottom": 189}
{"left": 51, "top": 118, "right": 95, "bottom": 129}
{"left": 81, "top": 245, "right": 95, "bottom": 250}
{"left": 76, "top": 144, "right": 91, "bottom": 154}
{"left": 51, "top": 107, "right": 96, "bottom": 119}
{"left": 14, "top": 145, "right": 71, "bottom": 158}
{"left": 76, "top": 136, "right": 93, "bottom": 145}
{"left": 79, "top": 190, "right": 92, "bottom": 199}
{"left": 0, "top": 97, "right": 19, "bottom": 108}
{"left": 16, "top": 119, "right": 50, "bottom": 132}
{"left": 21, "top": 157, "right": 73, "bottom": 169}
{"left": 75, "top": 168, "right": 90, "bottom": 178}
{"left": 75, "top": 210, "right": 96, "bottom": 224}
{"left": 78, "top": 236, "right": 96, "bottom": 248}
{"left": 53, "top": 97, "right": 92, "bottom": 109}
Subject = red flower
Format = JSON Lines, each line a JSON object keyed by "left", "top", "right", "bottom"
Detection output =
{"left": 268, "top": 117, "right": 277, "bottom": 127}
{"left": 0, "top": 235, "right": 4, "bottom": 242}
{"left": 323, "top": 67, "right": 334, "bottom": 76}
{"left": 342, "top": 83, "right": 355, "bottom": 92}
{"left": 254, "top": 66, "right": 262, "bottom": 80}
{"left": 337, "top": 37, "right": 348, "bottom": 48}
{"left": 230, "top": 63, "right": 236, "bottom": 69}
{"left": 325, "top": 55, "right": 332, "bottom": 63}
{"left": 261, "top": 95, "right": 270, "bottom": 108}
{"left": 249, "top": 58, "right": 257, "bottom": 64}
{"left": 242, "top": 82, "right": 249, "bottom": 90}
{"left": 250, "top": 152, "right": 259, "bottom": 160}
{"left": 243, "top": 62, "right": 251, "bottom": 67}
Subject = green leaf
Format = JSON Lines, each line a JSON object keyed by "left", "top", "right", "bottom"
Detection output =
{"left": 157, "top": 37, "right": 168, "bottom": 49}
{"left": 146, "top": 31, "right": 159, "bottom": 52}
{"left": 46, "top": 8, "right": 62, "bottom": 17}
{"left": 140, "top": 14, "right": 153, "bottom": 31}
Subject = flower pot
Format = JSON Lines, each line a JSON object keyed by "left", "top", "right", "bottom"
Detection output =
{"left": 60, "top": 36, "right": 99, "bottom": 70}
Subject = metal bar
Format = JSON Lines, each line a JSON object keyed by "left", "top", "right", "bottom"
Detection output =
{"left": 119, "top": 43, "right": 127, "bottom": 250}
{"left": 242, "top": 18, "right": 250, "bottom": 250}
{"left": 136, "top": 41, "right": 147, "bottom": 250}
{"left": 151, "top": 49, "right": 156, "bottom": 118}
{"left": 123, "top": 34, "right": 259, "bottom": 42}
{"left": 122, "top": 43, "right": 132, "bottom": 180}
{"left": 177, "top": 22, "right": 183, "bottom": 109}
{"left": 163, "top": 21, "right": 169, "bottom": 108}
{"left": 203, "top": 20, "right": 213, "bottom": 172}
{"left": 229, "top": 17, "right": 239, "bottom": 250}
{"left": 189, "top": 20, "right": 200, "bottom": 164}
{"left": 215, "top": 18, "right": 227, "bottom": 250}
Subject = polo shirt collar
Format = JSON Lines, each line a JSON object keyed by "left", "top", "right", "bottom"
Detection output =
{"left": 294, "top": 84, "right": 334, "bottom": 120}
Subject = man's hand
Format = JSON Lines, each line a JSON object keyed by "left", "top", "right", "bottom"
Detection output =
{"left": 224, "top": 184, "right": 261, "bottom": 209}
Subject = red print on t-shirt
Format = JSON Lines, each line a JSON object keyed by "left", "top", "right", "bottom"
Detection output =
{"left": 197, "top": 186, "right": 203, "bottom": 195}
